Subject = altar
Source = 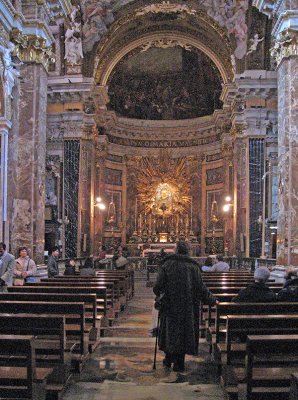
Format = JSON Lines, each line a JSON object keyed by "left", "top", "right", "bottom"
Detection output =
{"left": 138, "top": 243, "right": 176, "bottom": 257}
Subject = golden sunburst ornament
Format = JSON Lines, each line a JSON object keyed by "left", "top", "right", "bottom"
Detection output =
{"left": 136, "top": 150, "right": 191, "bottom": 217}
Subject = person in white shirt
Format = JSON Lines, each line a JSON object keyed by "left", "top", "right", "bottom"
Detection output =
{"left": 201, "top": 256, "right": 214, "bottom": 272}
{"left": 211, "top": 255, "right": 230, "bottom": 272}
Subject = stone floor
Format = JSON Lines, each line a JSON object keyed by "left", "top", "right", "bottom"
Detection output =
{"left": 62, "top": 277, "right": 225, "bottom": 400}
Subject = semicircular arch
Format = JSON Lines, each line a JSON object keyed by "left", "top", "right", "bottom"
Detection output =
{"left": 96, "top": 31, "right": 233, "bottom": 86}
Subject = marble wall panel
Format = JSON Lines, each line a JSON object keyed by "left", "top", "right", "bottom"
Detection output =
{"left": 64, "top": 140, "right": 80, "bottom": 258}
{"left": 104, "top": 167, "right": 122, "bottom": 186}
{"left": 277, "top": 56, "right": 298, "bottom": 264}
{"left": 249, "top": 138, "right": 264, "bottom": 258}
{"left": 206, "top": 166, "right": 224, "bottom": 186}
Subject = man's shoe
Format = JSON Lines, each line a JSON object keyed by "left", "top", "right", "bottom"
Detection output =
{"left": 162, "top": 358, "right": 171, "bottom": 368}
{"left": 173, "top": 364, "right": 185, "bottom": 372}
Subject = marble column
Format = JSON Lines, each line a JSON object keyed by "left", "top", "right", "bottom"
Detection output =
{"left": 0, "top": 120, "right": 11, "bottom": 243}
{"left": 276, "top": 41, "right": 298, "bottom": 264}
{"left": 8, "top": 63, "right": 47, "bottom": 263}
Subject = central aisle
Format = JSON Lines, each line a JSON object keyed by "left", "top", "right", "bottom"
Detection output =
{"left": 63, "top": 274, "right": 224, "bottom": 400}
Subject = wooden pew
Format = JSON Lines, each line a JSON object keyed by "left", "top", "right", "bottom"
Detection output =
{"left": 216, "top": 315, "right": 298, "bottom": 378}
{"left": 206, "top": 302, "right": 298, "bottom": 354}
{"left": 28, "top": 279, "right": 115, "bottom": 320}
{"left": 290, "top": 373, "right": 298, "bottom": 400}
{"left": 9, "top": 285, "right": 109, "bottom": 323}
{"left": 0, "top": 335, "right": 52, "bottom": 400}
{"left": 0, "top": 292, "right": 101, "bottom": 352}
{"left": 0, "top": 301, "right": 88, "bottom": 372}
{"left": 0, "top": 314, "right": 70, "bottom": 399}
{"left": 245, "top": 335, "right": 298, "bottom": 400}
{"left": 40, "top": 278, "right": 122, "bottom": 313}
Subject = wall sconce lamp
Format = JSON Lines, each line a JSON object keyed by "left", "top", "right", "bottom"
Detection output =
{"left": 95, "top": 196, "right": 106, "bottom": 210}
{"left": 223, "top": 195, "right": 233, "bottom": 213}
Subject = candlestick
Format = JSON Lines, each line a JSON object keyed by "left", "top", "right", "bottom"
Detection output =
{"left": 134, "top": 198, "right": 138, "bottom": 231}
{"left": 190, "top": 197, "right": 193, "bottom": 229}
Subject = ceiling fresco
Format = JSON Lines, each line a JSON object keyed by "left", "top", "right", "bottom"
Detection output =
{"left": 107, "top": 47, "right": 223, "bottom": 120}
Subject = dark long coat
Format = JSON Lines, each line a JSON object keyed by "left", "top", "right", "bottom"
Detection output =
{"left": 153, "top": 254, "right": 216, "bottom": 356}
{"left": 232, "top": 282, "right": 276, "bottom": 303}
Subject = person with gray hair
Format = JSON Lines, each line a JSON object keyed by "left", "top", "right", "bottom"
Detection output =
{"left": 232, "top": 267, "right": 276, "bottom": 303}
{"left": 153, "top": 241, "right": 217, "bottom": 372}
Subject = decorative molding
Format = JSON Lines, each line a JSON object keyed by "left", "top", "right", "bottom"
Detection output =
{"left": 106, "top": 132, "right": 221, "bottom": 148}
{"left": 139, "top": 38, "right": 192, "bottom": 52}
{"left": 270, "top": 29, "right": 298, "bottom": 67}
{"left": 135, "top": 2, "right": 197, "bottom": 17}
{"left": 11, "top": 28, "right": 55, "bottom": 71}
{"left": 206, "top": 153, "right": 223, "bottom": 163}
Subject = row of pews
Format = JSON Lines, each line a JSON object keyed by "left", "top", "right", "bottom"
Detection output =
{"left": 201, "top": 270, "right": 298, "bottom": 400}
{"left": 0, "top": 269, "right": 134, "bottom": 400}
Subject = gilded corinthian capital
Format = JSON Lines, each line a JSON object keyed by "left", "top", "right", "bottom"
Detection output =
{"left": 10, "top": 29, "right": 55, "bottom": 71}
{"left": 270, "top": 29, "right": 298, "bottom": 67}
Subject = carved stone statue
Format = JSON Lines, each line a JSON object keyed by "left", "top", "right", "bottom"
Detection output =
{"left": 0, "top": 41, "right": 20, "bottom": 98}
{"left": 247, "top": 33, "right": 264, "bottom": 55}
{"left": 64, "top": 6, "right": 84, "bottom": 65}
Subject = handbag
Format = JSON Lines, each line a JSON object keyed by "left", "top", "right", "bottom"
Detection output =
{"left": 13, "top": 277, "right": 25, "bottom": 286}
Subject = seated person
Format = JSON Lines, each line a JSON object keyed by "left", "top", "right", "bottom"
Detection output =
{"left": 201, "top": 256, "right": 214, "bottom": 272}
{"left": 80, "top": 257, "right": 95, "bottom": 277}
{"left": 115, "top": 250, "right": 129, "bottom": 270}
{"left": 64, "top": 258, "right": 76, "bottom": 275}
{"left": 98, "top": 245, "right": 107, "bottom": 260}
{"left": 232, "top": 267, "right": 276, "bottom": 302}
{"left": 211, "top": 255, "right": 230, "bottom": 272}
{"left": 277, "top": 267, "right": 298, "bottom": 301}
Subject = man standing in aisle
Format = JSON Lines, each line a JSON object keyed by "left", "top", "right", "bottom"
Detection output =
{"left": 47, "top": 246, "right": 60, "bottom": 278}
{"left": 0, "top": 242, "right": 15, "bottom": 291}
{"left": 153, "top": 241, "right": 217, "bottom": 372}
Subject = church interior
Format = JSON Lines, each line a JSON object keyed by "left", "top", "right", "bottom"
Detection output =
{"left": 0, "top": 0, "right": 298, "bottom": 399}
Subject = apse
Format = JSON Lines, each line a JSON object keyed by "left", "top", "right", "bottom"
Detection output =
{"left": 107, "top": 47, "right": 223, "bottom": 120}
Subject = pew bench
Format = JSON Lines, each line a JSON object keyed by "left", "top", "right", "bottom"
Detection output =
{"left": 0, "top": 301, "right": 89, "bottom": 372}
{"left": 0, "top": 335, "right": 53, "bottom": 400}
{"left": 0, "top": 292, "right": 101, "bottom": 353}
{"left": 225, "top": 335, "right": 298, "bottom": 400}
{"left": 206, "top": 302, "right": 298, "bottom": 354}
{"left": 290, "top": 373, "right": 298, "bottom": 400}
{"left": 217, "top": 314, "right": 298, "bottom": 376}
{"left": 0, "top": 314, "right": 71, "bottom": 399}
{"left": 9, "top": 285, "right": 110, "bottom": 325}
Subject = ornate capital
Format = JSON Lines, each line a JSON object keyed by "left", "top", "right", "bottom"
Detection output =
{"left": 270, "top": 29, "right": 298, "bottom": 67}
{"left": 10, "top": 29, "right": 55, "bottom": 71}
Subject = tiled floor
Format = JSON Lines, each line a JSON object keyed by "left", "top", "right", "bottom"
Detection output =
{"left": 62, "top": 277, "right": 225, "bottom": 400}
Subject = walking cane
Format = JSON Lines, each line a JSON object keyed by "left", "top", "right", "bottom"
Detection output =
{"left": 153, "top": 311, "right": 160, "bottom": 370}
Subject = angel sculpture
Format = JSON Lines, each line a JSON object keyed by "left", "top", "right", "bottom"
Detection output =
{"left": 247, "top": 33, "right": 264, "bottom": 55}
{"left": 0, "top": 41, "right": 20, "bottom": 98}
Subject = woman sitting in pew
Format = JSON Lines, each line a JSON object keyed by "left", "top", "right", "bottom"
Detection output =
{"left": 232, "top": 267, "right": 276, "bottom": 302}
{"left": 80, "top": 257, "right": 95, "bottom": 277}
{"left": 64, "top": 258, "right": 76, "bottom": 275}
{"left": 277, "top": 267, "right": 298, "bottom": 301}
